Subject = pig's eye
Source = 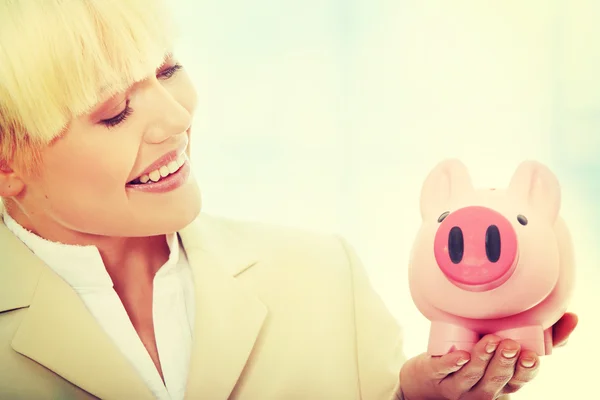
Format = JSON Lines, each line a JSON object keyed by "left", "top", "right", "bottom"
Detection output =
{"left": 517, "top": 214, "right": 528, "bottom": 225}
{"left": 438, "top": 211, "right": 450, "bottom": 223}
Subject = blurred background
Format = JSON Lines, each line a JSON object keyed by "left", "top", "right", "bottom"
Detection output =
{"left": 173, "top": 0, "right": 599, "bottom": 397}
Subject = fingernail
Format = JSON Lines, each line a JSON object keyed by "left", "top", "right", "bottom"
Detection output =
{"left": 502, "top": 349, "right": 518, "bottom": 358}
{"left": 521, "top": 358, "right": 535, "bottom": 368}
{"left": 456, "top": 358, "right": 469, "bottom": 366}
{"left": 485, "top": 342, "right": 498, "bottom": 353}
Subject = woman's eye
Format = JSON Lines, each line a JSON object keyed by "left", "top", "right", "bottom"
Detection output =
{"left": 100, "top": 100, "right": 133, "bottom": 128}
{"left": 158, "top": 63, "right": 183, "bottom": 79}
{"left": 99, "top": 64, "right": 182, "bottom": 129}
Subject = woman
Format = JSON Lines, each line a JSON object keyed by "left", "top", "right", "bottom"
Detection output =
{"left": 0, "top": 1, "right": 577, "bottom": 399}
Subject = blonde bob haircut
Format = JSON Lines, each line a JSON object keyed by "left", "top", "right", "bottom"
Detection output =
{"left": 0, "top": 0, "right": 179, "bottom": 176}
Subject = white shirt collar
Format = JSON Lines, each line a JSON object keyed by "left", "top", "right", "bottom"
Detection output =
{"left": 2, "top": 212, "right": 179, "bottom": 290}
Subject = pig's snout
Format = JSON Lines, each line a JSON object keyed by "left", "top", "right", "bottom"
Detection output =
{"left": 434, "top": 206, "right": 518, "bottom": 291}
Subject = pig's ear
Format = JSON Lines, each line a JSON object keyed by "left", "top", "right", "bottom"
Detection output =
{"left": 420, "top": 159, "right": 473, "bottom": 220}
{"left": 508, "top": 161, "right": 561, "bottom": 222}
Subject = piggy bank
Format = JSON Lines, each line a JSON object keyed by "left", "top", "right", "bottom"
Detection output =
{"left": 408, "top": 159, "right": 575, "bottom": 357}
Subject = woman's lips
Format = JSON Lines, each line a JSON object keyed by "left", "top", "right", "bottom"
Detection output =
{"left": 125, "top": 156, "right": 191, "bottom": 194}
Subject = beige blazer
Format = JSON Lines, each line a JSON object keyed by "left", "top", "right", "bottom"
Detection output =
{"left": 0, "top": 212, "right": 405, "bottom": 399}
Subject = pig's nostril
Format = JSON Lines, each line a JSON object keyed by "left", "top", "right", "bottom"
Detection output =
{"left": 485, "top": 225, "right": 501, "bottom": 262}
{"left": 448, "top": 227, "right": 464, "bottom": 264}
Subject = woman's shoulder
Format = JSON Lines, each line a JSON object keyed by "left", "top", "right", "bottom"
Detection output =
{"left": 198, "top": 212, "right": 339, "bottom": 244}
{"left": 0, "top": 216, "right": 44, "bottom": 314}
{"left": 184, "top": 212, "right": 355, "bottom": 275}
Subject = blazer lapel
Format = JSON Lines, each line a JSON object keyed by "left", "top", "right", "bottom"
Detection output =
{"left": 2, "top": 221, "right": 154, "bottom": 400}
{"left": 4, "top": 212, "right": 267, "bottom": 400}
{"left": 179, "top": 214, "right": 267, "bottom": 399}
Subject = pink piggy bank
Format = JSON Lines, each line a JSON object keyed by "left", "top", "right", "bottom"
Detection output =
{"left": 408, "top": 159, "right": 575, "bottom": 357}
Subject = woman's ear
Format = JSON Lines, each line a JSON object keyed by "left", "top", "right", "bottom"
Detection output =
{"left": 0, "top": 159, "right": 25, "bottom": 197}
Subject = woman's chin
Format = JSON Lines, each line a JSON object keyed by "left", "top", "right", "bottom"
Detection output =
{"left": 161, "top": 192, "right": 202, "bottom": 233}
{"left": 123, "top": 189, "right": 202, "bottom": 237}
{"left": 174, "top": 194, "right": 202, "bottom": 230}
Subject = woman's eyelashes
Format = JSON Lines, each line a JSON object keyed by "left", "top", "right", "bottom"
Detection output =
{"left": 100, "top": 63, "right": 184, "bottom": 129}
{"left": 101, "top": 99, "right": 133, "bottom": 128}
{"left": 160, "top": 63, "right": 182, "bottom": 79}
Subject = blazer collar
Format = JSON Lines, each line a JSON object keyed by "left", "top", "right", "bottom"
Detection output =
{"left": 2, "top": 212, "right": 266, "bottom": 400}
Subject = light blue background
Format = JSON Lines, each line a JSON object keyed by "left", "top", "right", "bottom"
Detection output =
{"left": 173, "top": 1, "right": 599, "bottom": 397}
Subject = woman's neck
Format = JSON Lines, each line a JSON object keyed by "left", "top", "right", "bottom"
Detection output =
{"left": 5, "top": 203, "right": 170, "bottom": 291}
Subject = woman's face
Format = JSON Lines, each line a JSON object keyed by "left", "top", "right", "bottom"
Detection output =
{"left": 8, "top": 53, "right": 202, "bottom": 238}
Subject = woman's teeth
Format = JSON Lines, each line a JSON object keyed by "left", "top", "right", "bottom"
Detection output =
{"left": 134, "top": 153, "right": 186, "bottom": 184}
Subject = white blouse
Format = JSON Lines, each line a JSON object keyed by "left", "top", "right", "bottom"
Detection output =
{"left": 3, "top": 212, "right": 195, "bottom": 400}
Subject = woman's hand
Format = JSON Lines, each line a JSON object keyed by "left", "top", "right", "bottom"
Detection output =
{"left": 397, "top": 313, "right": 578, "bottom": 400}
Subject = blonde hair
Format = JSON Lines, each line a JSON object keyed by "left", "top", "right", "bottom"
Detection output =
{"left": 0, "top": 0, "right": 179, "bottom": 175}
